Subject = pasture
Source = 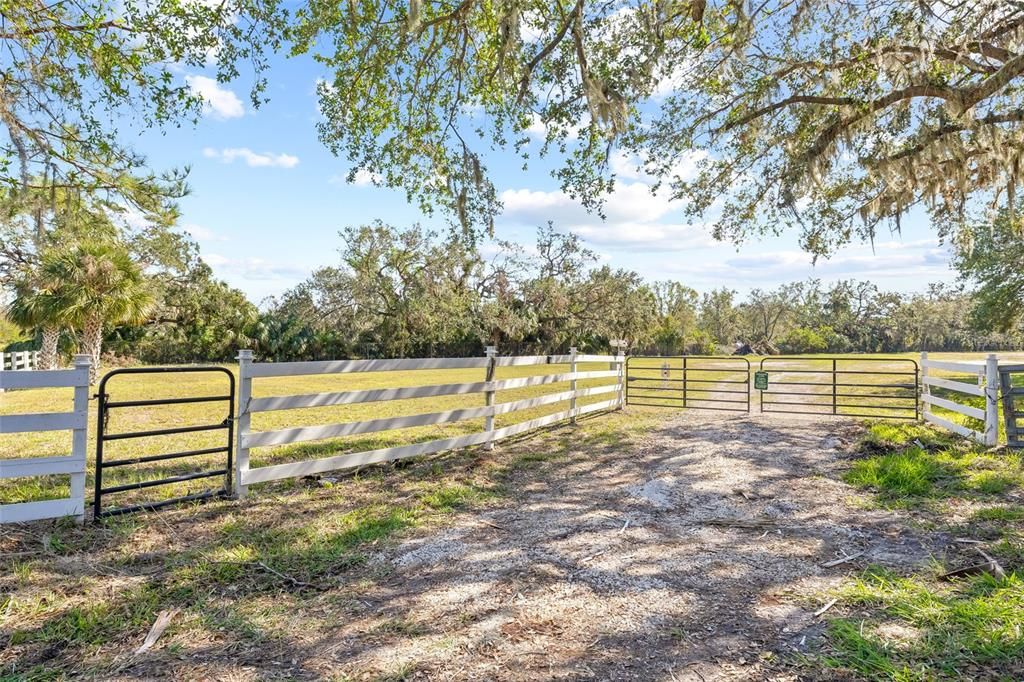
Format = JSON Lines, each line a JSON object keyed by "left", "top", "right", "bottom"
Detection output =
{"left": 2, "top": 352, "right": 1023, "bottom": 680}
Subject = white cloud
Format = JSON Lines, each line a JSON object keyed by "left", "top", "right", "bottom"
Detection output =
{"left": 185, "top": 75, "right": 244, "bottom": 119}
{"left": 502, "top": 181, "right": 675, "bottom": 225}
{"left": 329, "top": 169, "right": 381, "bottom": 187}
{"left": 524, "top": 112, "right": 587, "bottom": 141}
{"left": 658, "top": 240, "right": 955, "bottom": 287}
{"left": 609, "top": 149, "right": 707, "bottom": 183}
{"left": 498, "top": 175, "right": 717, "bottom": 252}
{"left": 182, "top": 224, "right": 227, "bottom": 242}
{"left": 202, "top": 253, "right": 308, "bottom": 281}
{"left": 203, "top": 147, "right": 299, "bottom": 169}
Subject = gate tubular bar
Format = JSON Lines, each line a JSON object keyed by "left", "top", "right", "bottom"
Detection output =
{"left": 626, "top": 356, "right": 751, "bottom": 413}
{"left": 94, "top": 366, "right": 235, "bottom": 520}
{"left": 758, "top": 357, "right": 919, "bottom": 420}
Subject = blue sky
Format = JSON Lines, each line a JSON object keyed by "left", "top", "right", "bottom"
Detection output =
{"left": 130, "top": 52, "right": 957, "bottom": 302}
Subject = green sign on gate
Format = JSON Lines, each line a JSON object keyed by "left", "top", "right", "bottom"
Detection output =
{"left": 754, "top": 371, "right": 769, "bottom": 390}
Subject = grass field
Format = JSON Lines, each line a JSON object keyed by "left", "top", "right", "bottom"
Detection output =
{"left": 1, "top": 359, "right": 623, "bottom": 510}
{"left": 2, "top": 352, "right": 1023, "bottom": 679}
{"left": 4, "top": 351, "right": 1021, "bottom": 512}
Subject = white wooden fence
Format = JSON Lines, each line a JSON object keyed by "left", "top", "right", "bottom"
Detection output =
{"left": 233, "top": 347, "right": 625, "bottom": 498}
{"left": 2, "top": 350, "right": 40, "bottom": 371}
{"left": 0, "top": 355, "right": 90, "bottom": 523}
{"left": 921, "top": 352, "right": 999, "bottom": 446}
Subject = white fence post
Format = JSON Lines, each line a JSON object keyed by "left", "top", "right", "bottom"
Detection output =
{"left": 70, "top": 354, "right": 90, "bottom": 522}
{"left": 616, "top": 349, "right": 626, "bottom": 409}
{"left": 235, "top": 349, "right": 253, "bottom": 499}
{"left": 985, "top": 353, "right": 999, "bottom": 446}
{"left": 920, "top": 351, "right": 929, "bottom": 423}
{"left": 569, "top": 346, "right": 578, "bottom": 424}
{"left": 484, "top": 346, "right": 497, "bottom": 450}
{"left": 0, "top": 358, "right": 91, "bottom": 523}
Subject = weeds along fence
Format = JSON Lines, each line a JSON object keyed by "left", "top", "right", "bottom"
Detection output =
{"left": 233, "top": 347, "right": 625, "bottom": 498}
{"left": 0, "top": 356, "right": 90, "bottom": 523}
{"left": 920, "top": 352, "right": 999, "bottom": 446}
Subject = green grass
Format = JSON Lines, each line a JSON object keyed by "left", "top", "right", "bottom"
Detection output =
{"left": 0, "top": 406, "right": 663, "bottom": 679}
{"left": 846, "top": 423, "right": 1024, "bottom": 508}
{"left": 0, "top": 359, "right": 623, "bottom": 508}
{"left": 821, "top": 566, "right": 1024, "bottom": 681}
{"left": 813, "top": 421, "right": 1024, "bottom": 681}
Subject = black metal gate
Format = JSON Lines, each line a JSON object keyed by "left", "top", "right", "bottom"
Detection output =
{"left": 757, "top": 357, "right": 918, "bottom": 420}
{"left": 999, "top": 364, "right": 1024, "bottom": 447}
{"left": 94, "top": 367, "right": 235, "bottom": 519}
{"left": 626, "top": 356, "right": 751, "bottom": 412}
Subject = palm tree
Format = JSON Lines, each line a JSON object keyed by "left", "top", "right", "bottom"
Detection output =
{"left": 40, "top": 241, "right": 154, "bottom": 383}
{"left": 6, "top": 279, "right": 63, "bottom": 370}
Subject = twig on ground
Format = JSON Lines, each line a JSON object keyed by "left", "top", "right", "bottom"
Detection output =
{"left": 210, "top": 560, "right": 322, "bottom": 590}
{"left": 479, "top": 519, "right": 507, "bottom": 532}
{"left": 704, "top": 518, "right": 778, "bottom": 529}
{"left": 580, "top": 549, "right": 606, "bottom": 564}
{"left": 134, "top": 608, "right": 179, "bottom": 655}
{"left": 813, "top": 598, "right": 838, "bottom": 618}
{"left": 618, "top": 519, "right": 630, "bottom": 533}
{"left": 974, "top": 546, "right": 1006, "bottom": 579}
{"left": 821, "top": 550, "right": 866, "bottom": 568}
{"left": 940, "top": 543, "right": 1007, "bottom": 580}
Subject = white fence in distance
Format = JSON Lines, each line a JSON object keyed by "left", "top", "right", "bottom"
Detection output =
{"left": 0, "top": 355, "right": 90, "bottom": 523}
{"left": 2, "top": 350, "right": 40, "bottom": 371}
{"left": 233, "top": 347, "right": 625, "bottom": 498}
{"left": 920, "top": 352, "right": 998, "bottom": 446}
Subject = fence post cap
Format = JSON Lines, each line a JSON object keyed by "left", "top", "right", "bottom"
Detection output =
{"left": 72, "top": 354, "right": 90, "bottom": 367}
{"left": 237, "top": 349, "right": 254, "bottom": 361}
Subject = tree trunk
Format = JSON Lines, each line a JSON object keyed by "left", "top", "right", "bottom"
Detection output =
{"left": 81, "top": 315, "right": 104, "bottom": 384}
{"left": 39, "top": 325, "right": 60, "bottom": 370}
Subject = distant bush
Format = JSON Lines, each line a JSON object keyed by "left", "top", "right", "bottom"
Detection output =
{"left": 778, "top": 326, "right": 828, "bottom": 354}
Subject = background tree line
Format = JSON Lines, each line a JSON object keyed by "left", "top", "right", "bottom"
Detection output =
{"left": 7, "top": 220, "right": 1022, "bottom": 365}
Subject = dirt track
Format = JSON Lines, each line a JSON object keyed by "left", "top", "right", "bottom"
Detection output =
{"left": 317, "top": 411, "right": 942, "bottom": 681}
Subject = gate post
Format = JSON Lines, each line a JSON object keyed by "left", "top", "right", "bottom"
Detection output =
{"left": 920, "top": 352, "right": 928, "bottom": 423}
{"left": 235, "top": 349, "right": 253, "bottom": 499}
{"left": 71, "top": 354, "right": 90, "bottom": 523}
{"left": 569, "top": 347, "right": 578, "bottom": 424}
{"left": 985, "top": 353, "right": 999, "bottom": 446}
{"left": 484, "top": 346, "right": 497, "bottom": 450}
{"left": 616, "top": 349, "right": 626, "bottom": 409}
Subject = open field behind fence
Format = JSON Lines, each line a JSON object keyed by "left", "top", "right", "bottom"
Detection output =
{"left": 1, "top": 356, "right": 621, "bottom": 511}
{"left": 4, "top": 351, "right": 1024, "bottom": 518}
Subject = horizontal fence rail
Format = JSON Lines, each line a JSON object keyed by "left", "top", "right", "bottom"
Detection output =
{"left": 921, "top": 352, "right": 997, "bottom": 445}
{"left": 0, "top": 356, "right": 90, "bottom": 524}
{"left": 233, "top": 347, "right": 625, "bottom": 497}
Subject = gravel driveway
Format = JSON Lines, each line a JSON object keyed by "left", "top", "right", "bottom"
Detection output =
{"left": 322, "top": 411, "right": 941, "bottom": 681}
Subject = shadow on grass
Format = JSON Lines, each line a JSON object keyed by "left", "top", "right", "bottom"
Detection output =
{"left": 1, "top": 408, "right": 659, "bottom": 680}
{"left": 806, "top": 421, "right": 1024, "bottom": 681}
